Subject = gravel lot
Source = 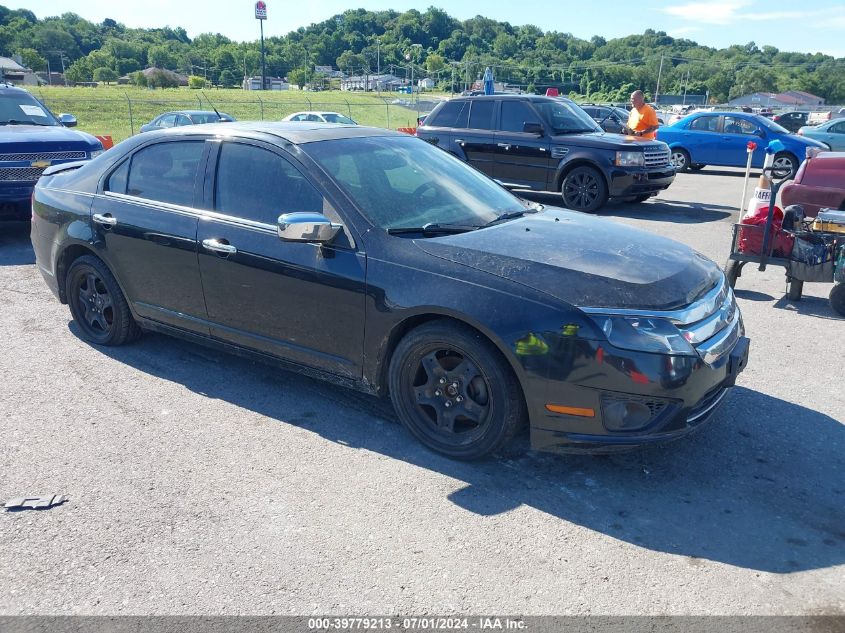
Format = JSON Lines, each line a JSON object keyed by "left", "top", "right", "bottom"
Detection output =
{"left": 1, "top": 167, "right": 843, "bottom": 616}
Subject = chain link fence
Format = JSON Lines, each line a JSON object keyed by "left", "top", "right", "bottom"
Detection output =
{"left": 34, "top": 90, "right": 441, "bottom": 143}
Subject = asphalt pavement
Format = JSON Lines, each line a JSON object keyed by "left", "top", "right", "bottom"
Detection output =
{"left": 1, "top": 167, "right": 843, "bottom": 616}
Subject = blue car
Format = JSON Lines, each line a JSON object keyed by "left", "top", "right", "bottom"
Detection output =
{"left": 657, "top": 111, "right": 826, "bottom": 176}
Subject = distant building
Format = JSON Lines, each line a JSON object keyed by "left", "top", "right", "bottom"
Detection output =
{"left": 242, "top": 76, "right": 289, "bottom": 90}
{"left": 341, "top": 74, "right": 404, "bottom": 91}
{"left": 36, "top": 71, "right": 65, "bottom": 86}
{"left": 727, "top": 91, "right": 824, "bottom": 108}
{"left": 141, "top": 67, "right": 189, "bottom": 86}
{"left": 417, "top": 77, "right": 435, "bottom": 90}
{"left": 0, "top": 56, "right": 39, "bottom": 85}
{"left": 314, "top": 65, "right": 345, "bottom": 79}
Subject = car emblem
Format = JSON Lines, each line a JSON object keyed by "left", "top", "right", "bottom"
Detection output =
{"left": 32, "top": 160, "right": 52, "bottom": 168}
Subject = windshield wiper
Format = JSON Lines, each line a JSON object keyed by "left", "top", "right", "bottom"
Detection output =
{"left": 0, "top": 120, "right": 51, "bottom": 126}
{"left": 481, "top": 206, "right": 542, "bottom": 228}
{"left": 387, "top": 222, "right": 480, "bottom": 236}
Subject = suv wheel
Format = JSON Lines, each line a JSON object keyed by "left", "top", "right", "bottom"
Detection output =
{"left": 561, "top": 166, "right": 608, "bottom": 213}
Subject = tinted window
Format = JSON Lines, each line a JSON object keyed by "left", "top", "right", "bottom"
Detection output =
{"left": 689, "top": 116, "right": 718, "bottom": 132}
{"left": 829, "top": 121, "right": 845, "bottom": 134}
{"left": 468, "top": 101, "right": 494, "bottom": 130}
{"left": 499, "top": 101, "right": 541, "bottom": 133}
{"left": 429, "top": 100, "right": 469, "bottom": 128}
{"left": 157, "top": 114, "right": 177, "bottom": 128}
{"left": 582, "top": 107, "right": 598, "bottom": 117}
{"left": 215, "top": 143, "right": 325, "bottom": 224}
{"left": 105, "top": 159, "right": 130, "bottom": 194}
{"left": 175, "top": 114, "right": 192, "bottom": 126}
{"left": 126, "top": 141, "right": 204, "bottom": 206}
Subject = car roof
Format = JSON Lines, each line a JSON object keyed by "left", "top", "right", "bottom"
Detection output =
{"left": 161, "top": 110, "right": 228, "bottom": 116}
{"left": 0, "top": 83, "right": 31, "bottom": 95}
{"left": 147, "top": 121, "right": 401, "bottom": 144}
{"left": 450, "top": 94, "right": 573, "bottom": 104}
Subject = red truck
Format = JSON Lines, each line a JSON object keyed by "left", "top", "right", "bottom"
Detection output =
{"left": 780, "top": 151, "right": 845, "bottom": 217}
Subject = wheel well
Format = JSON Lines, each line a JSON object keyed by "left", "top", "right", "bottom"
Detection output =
{"left": 55, "top": 244, "right": 98, "bottom": 304}
{"left": 555, "top": 159, "right": 609, "bottom": 191}
{"left": 378, "top": 314, "right": 526, "bottom": 409}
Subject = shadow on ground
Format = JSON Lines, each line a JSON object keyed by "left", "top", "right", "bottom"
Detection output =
{"left": 76, "top": 325, "right": 845, "bottom": 575}
{"left": 774, "top": 293, "right": 843, "bottom": 320}
{"left": 0, "top": 222, "right": 35, "bottom": 266}
{"left": 516, "top": 191, "right": 734, "bottom": 223}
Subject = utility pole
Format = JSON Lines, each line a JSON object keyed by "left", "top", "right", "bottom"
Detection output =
{"left": 655, "top": 54, "right": 664, "bottom": 105}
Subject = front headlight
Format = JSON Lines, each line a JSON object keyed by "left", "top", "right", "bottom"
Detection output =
{"left": 89, "top": 149, "right": 104, "bottom": 159}
{"left": 587, "top": 315, "right": 696, "bottom": 356}
{"left": 615, "top": 151, "right": 645, "bottom": 167}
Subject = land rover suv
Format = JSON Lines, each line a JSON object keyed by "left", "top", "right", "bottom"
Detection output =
{"left": 0, "top": 83, "right": 102, "bottom": 220}
{"left": 417, "top": 95, "right": 675, "bottom": 212}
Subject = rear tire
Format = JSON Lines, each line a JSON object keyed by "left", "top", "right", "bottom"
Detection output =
{"left": 830, "top": 283, "right": 845, "bottom": 317}
{"left": 66, "top": 255, "right": 141, "bottom": 346}
{"left": 560, "top": 166, "right": 608, "bottom": 213}
{"left": 388, "top": 320, "right": 526, "bottom": 460}
{"left": 787, "top": 277, "right": 804, "bottom": 301}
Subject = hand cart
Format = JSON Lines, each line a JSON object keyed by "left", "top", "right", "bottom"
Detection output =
{"left": 724, "top": 166, "right": 845, "bottom": 317}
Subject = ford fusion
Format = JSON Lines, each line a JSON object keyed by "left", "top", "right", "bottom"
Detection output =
{"left": 31, "top": 122, "right": 749, "bottom": 459}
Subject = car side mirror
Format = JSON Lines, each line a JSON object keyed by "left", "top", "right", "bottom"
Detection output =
{"left": 756, "top": 129, "right": 766, "bottom": 138}
{"left": 523, "top": 122, "right": 544, "bottom": 136}
{"left": 58, "top": 113, "right": 77, "bottom": 127}
{"left": 277, "top": 212, "right": 341, "bottom": 243}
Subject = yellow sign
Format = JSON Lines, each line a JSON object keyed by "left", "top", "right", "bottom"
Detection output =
{"left": 31, "top": 160, "right": 52, "bottom": 168}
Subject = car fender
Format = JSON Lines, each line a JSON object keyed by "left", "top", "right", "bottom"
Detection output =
{"left": 553, "top": 152, "right": 610, "bottom": 190}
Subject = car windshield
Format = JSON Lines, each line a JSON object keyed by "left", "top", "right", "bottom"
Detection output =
{"left": 534, "top": 99, "right": 600, "bottom": 134}
{"left": 303, "top": 135, "right": 527, "bottom": 231}
{"left": 0, "top": 92, "right": 59, "bottom": 126}
{"left": 323, "top": 113, "right": 357, "bottom": 124}
{"left": 756, "top": 116, "right": 790, "bottom": 135}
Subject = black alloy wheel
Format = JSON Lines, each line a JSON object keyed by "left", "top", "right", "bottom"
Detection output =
{"left": 389, "top": 321, "right": 525, "bottom": 459}
{"left": 561, "top": 166, "right": 608, "bottom": 213}
{"left": 66, "top": 255, "right": 140, "bottom": 346}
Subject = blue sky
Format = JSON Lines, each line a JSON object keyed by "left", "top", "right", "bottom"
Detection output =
{"left": 25, "top": 1, "right": 845, "bottom": 57}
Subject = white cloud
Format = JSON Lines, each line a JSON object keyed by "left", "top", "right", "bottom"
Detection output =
{"left": 664, "top": 1, "right": 750, "bottom": 25}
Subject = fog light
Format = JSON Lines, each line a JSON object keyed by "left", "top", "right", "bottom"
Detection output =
{"left": 601, "top": 395, "right": 672, "bottom": 432}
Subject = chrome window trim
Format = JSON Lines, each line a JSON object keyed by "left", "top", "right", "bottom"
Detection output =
{"left": 580, "top": 274, "right": 727, "bottom": 326}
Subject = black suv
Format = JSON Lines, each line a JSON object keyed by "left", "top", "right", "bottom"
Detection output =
{"left": 417, "top": 95, "right": 675, "bottom": 212}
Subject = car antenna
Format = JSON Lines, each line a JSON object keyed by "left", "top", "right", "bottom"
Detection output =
{"left": 201, "top": 90, "right": 222, "bottom": 118}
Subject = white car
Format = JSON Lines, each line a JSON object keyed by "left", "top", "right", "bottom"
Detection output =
{"left": 282, "top": 111, "right": 357, "bottom": 124}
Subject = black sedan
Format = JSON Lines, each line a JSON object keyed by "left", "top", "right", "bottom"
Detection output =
{"left": 139, "top": 110, "right": 235, "bottom": 133}
{"left": 31, "top": 122, "right": 749, "bottom": 459}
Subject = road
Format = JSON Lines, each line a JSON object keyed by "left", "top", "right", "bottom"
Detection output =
{"left": 1, "top": 167, "right": 843, "bottom": 616}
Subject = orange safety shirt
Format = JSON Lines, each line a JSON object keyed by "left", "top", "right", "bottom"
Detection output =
{"left": 627, "top": 104, "right": 659, "bottom": 140}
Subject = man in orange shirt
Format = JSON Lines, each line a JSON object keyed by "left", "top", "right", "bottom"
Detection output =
{"left": 624, "top": 90, "right": 659, "bottom": 140}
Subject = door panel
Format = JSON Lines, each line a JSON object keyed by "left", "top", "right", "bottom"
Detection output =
{"left": 92, "top": 140, "right": 208, "bottom": 333}
{"left": 198, "top": 224, "right": 366, "bottom": 377}
{"left": 493, "top": 100, "right": 550, "bottom": 189}
{"left": 452, "top": 100, "right": 496, "bottom": 178}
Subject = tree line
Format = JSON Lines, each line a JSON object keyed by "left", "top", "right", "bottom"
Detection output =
{"left": 2, "top": 5, "right": 844, "bottom": 103}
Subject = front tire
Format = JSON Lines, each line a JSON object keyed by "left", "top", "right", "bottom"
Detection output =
{"left": 829, "top": 283, "right": 845, "bottom": 316}
{"left": 66, "top": 255, "right": 140, "bottom": 346}
{"left": 773, "top": 152, "right": 799, "bottom": 179}
{"left": 670, "top": 148, "right": 691, "bottom": 171}
{"left": 725, "top": 260, "right": 744, "bottom": 288}
{"left": 388, "top": 321, "right": 526, "bottom": 460}
{"left": 561, "top": 166, "right": 608, "bottom": 213}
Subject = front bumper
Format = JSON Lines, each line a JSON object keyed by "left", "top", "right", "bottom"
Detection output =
{"left": 609, "top": 168, "right": 676, "bottom": 198}
{"left": 521, "top": 333, "right": 750, "bottom": 454}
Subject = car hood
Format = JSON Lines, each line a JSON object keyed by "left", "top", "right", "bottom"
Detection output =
{"left": 0, "top": 125, "right": 100, "bottom": 151}
{"left": 414, "top": 210, "right": 721, "bottom": 311}
{"left": 550, "top": 131, "right": 664, "bottom": 150}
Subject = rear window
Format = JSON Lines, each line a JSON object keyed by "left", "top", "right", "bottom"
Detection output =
{"left": 125, "top": 141, "right": 205, "bottom": 207}
{"left": 468, "top": 101, "right": 494, "bottom": 130}
{"left": 428, "top": 101, "right": 470, "bottom": 128}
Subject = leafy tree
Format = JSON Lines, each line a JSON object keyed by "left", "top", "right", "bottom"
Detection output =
{"left": 146, "top": 68, "right": 179, "bottom": 88}
{"left": 217, "top": 70, "right": 237, "bottom": 88}
{"left": 188, "top": 74, "right": 207, "bottom": 89}
{"left": 93, "top": 66, "right": 118, "bottom": 83}
{"left": 288, "top": 67, "right": 308, "bottom": 89}
{"left": 130, "top": 70, "right": 147, "bottom": 87}
{"left": 17, "top": 47, "right": 46, "bottom": 71}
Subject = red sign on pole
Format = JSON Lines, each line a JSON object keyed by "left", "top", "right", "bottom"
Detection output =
{"left": 255, "top": 1, "right": 267, "bottom": 20}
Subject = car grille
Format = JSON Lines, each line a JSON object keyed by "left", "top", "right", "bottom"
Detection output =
{"left": 643, "top": 145, "right": 670, "bottom": 168}
{"left": 0, "top": 167, "right": 45, "bottom": 182}
{"left": 0, "top": 150, "right": 87, "bottom": 161}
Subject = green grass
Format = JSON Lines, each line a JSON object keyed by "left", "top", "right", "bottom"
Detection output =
{"left": 31, "top": 85, "right": 436, "bottom": 143}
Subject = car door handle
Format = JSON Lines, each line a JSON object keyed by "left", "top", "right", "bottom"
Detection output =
{"left": 455, "top": 138, "right": 464, "bottom": 145}
{"left": 202, "top": 239, "right": 237, "bottom": 255}
{"left": 497, "top": 143, "right": 511, "bottom": 150}
{"left": 92, "top": 213, "right": 117, "bottom": 227}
